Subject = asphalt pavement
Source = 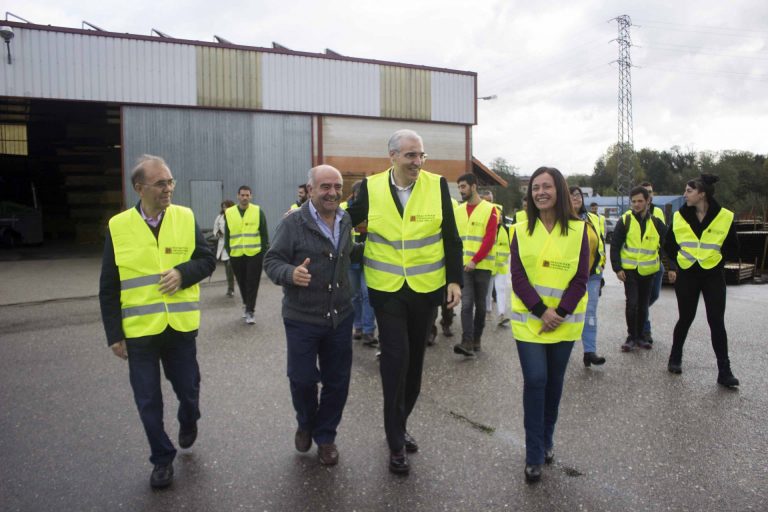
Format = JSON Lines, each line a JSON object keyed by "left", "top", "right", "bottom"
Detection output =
{"left": 1, "top": 257, "right": 767, "bottom": 511}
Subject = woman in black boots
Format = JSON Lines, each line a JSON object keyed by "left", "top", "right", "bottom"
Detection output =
{"left": 664, "top": 174, "right": 739, "bottom": 388}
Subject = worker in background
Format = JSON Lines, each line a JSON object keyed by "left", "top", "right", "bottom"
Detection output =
{"left": 346, "top": 129, "right": 463, "bottom": 475}
{"left": 213, "top": 199, "right": 236, "bottom": 297}
{"left": 611, "top": 186, "right": 666, "bottom": 352}
{"left": 664, "top": 174, "right": 739, "bottom": 388}
{"left": 289, "top": 184, "right": 308, "bottom": 211}
{"left": 453, "top": 175, "right": 498, "bottom": 356}
{"left": 347, "top": 180, "right": 378, "bottom": 348}
{"left": 513, "top": 197, "right": 528, "bottom": 225}
{"left": 570, "top": 187, "right": 607, "bottom": 367}
{"left": 225, "top": 186, "right": 269, "bottom": 325}
{"left": 493, "top": 206, "right": 512, "bottom": 326}
{"left": 99, "top": 154, "right": 216, "bottom": 489}
{"left": 638, "top": 181, "right": 666, "bottom": 346}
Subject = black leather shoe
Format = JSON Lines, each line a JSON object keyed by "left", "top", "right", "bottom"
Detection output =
{"left": 717, "top": 371, "right": 740, "bottom": 388}
{"left": 441, "top": 324, "right": 453, "bottom": 337}
{"left": 295, "top": 428, "right": 312, "bottom": 453}
{"left": 524, "top": 464, "right": 541, "bottom": 483}
{"left": 178, "top": 423, "right": 197, "bottom": 449}
{"left": 404, "top": 432, "right": 418, "bottom": 453}
{"left": 583, "top": 352, "right": 606, "bottom": 367}
{"left": 389, "top": 449, "right": 410, "bottom": 475}
{"left": 667, "top": 361, "right": 682, "bottom": 374}
{"left": 544, "top": 448, "right": 555, "bottom": 464}
{"left": 150, "top": 462, "right": 174, "bottom": 489}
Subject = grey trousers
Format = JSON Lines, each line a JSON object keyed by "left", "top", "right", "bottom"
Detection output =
{"left": 460, "top": 269, "right": 492, "bottom": 343}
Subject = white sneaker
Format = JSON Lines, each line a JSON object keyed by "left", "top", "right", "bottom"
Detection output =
{"left": 241, "top": 306, "right": 247, "bottom": 318}
{"left": 245, "top": 312, "right": 255, "bottom": 324}
{"left": 497, "top": 315, "right": 509, "bottom": 327}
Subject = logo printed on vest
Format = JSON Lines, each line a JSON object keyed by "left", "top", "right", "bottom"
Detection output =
{"left": 410, "top": 214, "right": 437, "bottom": 223}
{"left": 542, "top": 260, "right": 572, "bottom": 271}
{"left": 164, "top": 246, "right": 190, "bottom": 255}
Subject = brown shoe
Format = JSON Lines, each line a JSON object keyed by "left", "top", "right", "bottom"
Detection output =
{"left": 295, "top": 429, "right": 312, "bottom": 453}
{"left": 453, "top": 341, "right": 475, "bottom": 357}
{"left": 318, "top": 443, "right": 339, "bottom": 465}
{"left": 473, "top": 338, "right": 482, "bottom": 352}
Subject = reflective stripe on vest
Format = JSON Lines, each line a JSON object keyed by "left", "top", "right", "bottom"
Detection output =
{"left": 672, "top": 208, "right": 733, "bottom": 270}
{"left": 110, "top": 205, "right": 200, "bottom": 338}
{"left": 510, "top": 219, "right": 587, "bottom": 343}
{"left": 619, "top": 212, "right": 660, "bottom": 276}
{"left": 363, "top": 169, "right": 445, "bottom": 293}
{"left": 455, "top": 200, "right": 496, "bottom": 271}
{"left": 226, "top": 204, "right": 262, "bottom": 257}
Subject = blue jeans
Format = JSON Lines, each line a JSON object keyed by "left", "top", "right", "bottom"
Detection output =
{"left": 349, "top": 263, "right": 376, "bottom": 334}
{"left": 582, "top": 273, "right": 602, "bottom": 353}
{"left": 126, "top": 328, "right": 201, "bottom": 465}
{"left": 284, "top": 314, "right": 353, "bottom": 445}
{"left": 644, "top": 263, "right": 664, "bottom": 334}
{"left": 516, "top": 341, "right": 574, "bottom": 465}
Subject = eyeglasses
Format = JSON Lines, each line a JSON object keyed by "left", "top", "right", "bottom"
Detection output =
{"left": 141, "top": 179, "right": 176, "bottom": 189}
{"left": 399, "top": 151, "right": 428, "bottom": 161}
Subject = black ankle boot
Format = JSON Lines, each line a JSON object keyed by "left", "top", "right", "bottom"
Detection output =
{"left": 583, "top": 352, "right": 606, "bottom": 367}
{"left": 717, "top": 370, "right": 740, "bottom": 388}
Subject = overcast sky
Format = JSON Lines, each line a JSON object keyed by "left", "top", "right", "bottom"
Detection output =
{"left": 7, "top": 0, "right": 768, "bottom": 175}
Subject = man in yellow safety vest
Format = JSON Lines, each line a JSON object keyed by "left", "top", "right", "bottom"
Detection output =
{"left": 346, "top": 129, "right": 463, "bottom": 476}
{"left": 99, "top": 155, "right": 215, "bottom": 489}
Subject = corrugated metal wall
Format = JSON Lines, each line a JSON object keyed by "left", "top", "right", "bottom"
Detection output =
{"left": 196, "top": 47, "right": 261, "bottom": 109}
{"left": 431, "top": 72, "right": 475, "bottom": 123}
{"left": 0, "top": 28, "right": 196, "bottom": 105}
{"left": 122, "top": 106, "right": 311, "bottom": 236}
{"left": 380, "top": 66, "right": 431, "bottom": 121}
{"left": 261, "top": 54, "right": 379, "bottom": 116}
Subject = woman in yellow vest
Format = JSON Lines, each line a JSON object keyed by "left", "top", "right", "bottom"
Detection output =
{"left": 509, "top": 167, "right": 589, "bottom": 483}
{"left": 664, "top": 174, "right": 739, "bottom": 388}
{"left": 569, "top": 186, "right": 607, "bottom": 367}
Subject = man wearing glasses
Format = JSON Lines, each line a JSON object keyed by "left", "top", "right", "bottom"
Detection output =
{"left": 346, "top": 129, "right": 463, "bottom": 475}
{"left": 99, "top": 155, "right": 215, "bottom": 488}
{"left": 225, "top": 185, "right": 269, "bottom": 324}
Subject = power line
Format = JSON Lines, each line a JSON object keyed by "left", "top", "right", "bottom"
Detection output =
{"left": 638, "top": 64, "right": 768, "bottom": 82}
{"left": 634, "top": 19, "right": 768, "bottom": 36}
{"left": 641, "top": 43, "right": 768, "bottom": 60}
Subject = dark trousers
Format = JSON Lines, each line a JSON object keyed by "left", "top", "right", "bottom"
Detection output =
{"left": 374, "top": 289, "right": 435, "bottom": 452}
{"left": 623, "top": 270, "right": 653, "bottom": 340}
{"left": 284, "top": 314, "right": 354, "bottom": 445}
{"left": 126, "top": 328, "right": 201, "bottom": 465}
{"left": 230, "top": 253, "right": 263, "bottom": 313}
{"left": 669, "top": 269, "right": 730, "bottom": 370}
{"left": 516, "top": 340, "right": 574, "bottom": 465}
{"left": 460, "top": 269, "right": 492, "bottom": 343}
{"left": 224, "top": 259, "right": 234, "bottom": 293}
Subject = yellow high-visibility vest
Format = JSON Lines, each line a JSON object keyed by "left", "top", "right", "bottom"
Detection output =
{"left": 495, "top": 224, "right": 511, "bottom": 276}
{"left": 289, "top": 203, "right": 300, "bottom": 210}
{"left": 620, "top": 212, "right": 660, "bottom": 275}
{"left": 226, "top": 204, "right": 261, "bottom": 257}
{"left": 515, "top": 209, "right": 528, "bottom": 225}
{"left": 455, "top": 200, "right": 497, "bottom": 271}
{"left": 586, "top": 212, "right": 606, "bottom": 274}
{"left": 673, "top": 208, "right": 733, "bottom": 270}
{"left": 110, "top": 205, "right": 200, "bottom": 338}
{"left": 510, "top": 219, "right": 587, "bottom": 343}
{"left": 364, "top": 169, "right": 445, "bottom": 293}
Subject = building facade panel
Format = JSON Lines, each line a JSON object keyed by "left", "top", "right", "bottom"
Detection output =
{"left": 380, "top": 66, "right": 431, "bottom": 121}
{"left": 431, "top": 72, "right": 475, "bottom": 124}
{"left": 122, "top": 106, "right": 310, "bottom": 236}
{"left": 321, "top": 117, "right": 468, "bottom": 179}
{"left": 0, "top": 27, "right": 197, "bottom": 105}
{"left": 196, "top": 47, "right": 262, "bottom": 109}
{"left": 261, "top": 54, "right": 380, "bottom": 117}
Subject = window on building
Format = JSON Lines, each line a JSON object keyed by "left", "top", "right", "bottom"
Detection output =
{"left": 0, "top": 124, "right": 28, "bottom": 156}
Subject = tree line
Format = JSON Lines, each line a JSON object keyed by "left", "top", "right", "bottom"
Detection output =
{"left": 487, "top": 147, "right": 767, "bottom": 219}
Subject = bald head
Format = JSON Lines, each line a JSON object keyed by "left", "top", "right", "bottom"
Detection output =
{"left": 307, "top": 165, "right": 344, "bottom": 216}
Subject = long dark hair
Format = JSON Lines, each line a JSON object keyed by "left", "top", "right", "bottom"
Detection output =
{"left": 526, "top": 167, "right": 579, "bottom": 236}
{"left": 687, "top": 174, "right": 719, "bottom": 202}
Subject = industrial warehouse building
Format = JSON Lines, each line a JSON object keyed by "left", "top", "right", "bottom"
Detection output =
{"left": 0, "top": 20, "right": 502, "bottom": 248}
